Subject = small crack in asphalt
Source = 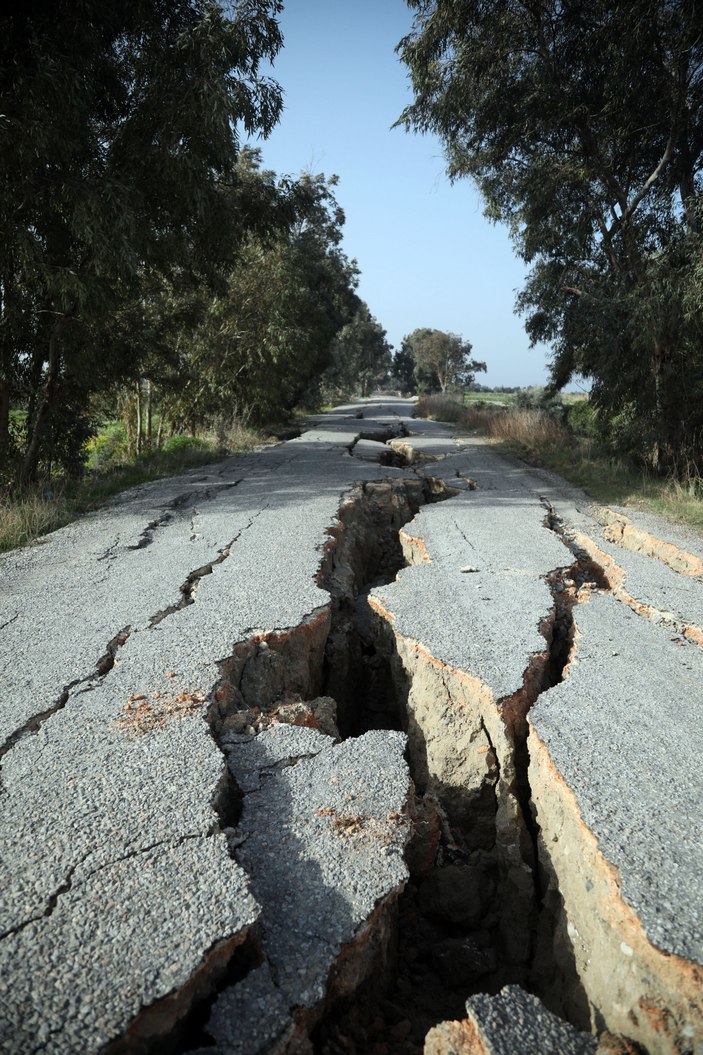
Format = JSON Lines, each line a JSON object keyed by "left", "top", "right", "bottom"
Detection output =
{"left": 128, "top": 513, "right": 173, "bottom": 550}
{"left": 0, "top": 833, "right": 207, "bottom": 943}
{"left": 455, "top": 521, "right": 477, "bottom": 551}
{"left": 0, "top": 623, "right": 133, "bottom": 764}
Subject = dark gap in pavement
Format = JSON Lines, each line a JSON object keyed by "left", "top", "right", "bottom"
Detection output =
{"left": 314, "top": 481, "right": 519, "bottom": 1054}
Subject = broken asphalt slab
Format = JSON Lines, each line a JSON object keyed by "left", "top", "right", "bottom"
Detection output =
{"left": 1, "top": 396, "right": 702, "bottom": 1054}
{"left": 425, "top": 986, "right": 598, "bottom": 1055}
{"left": 0, "top": 399, "right": 417, "bottom": 1053}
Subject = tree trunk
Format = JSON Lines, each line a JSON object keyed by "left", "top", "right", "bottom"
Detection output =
{"left": 651, "top": 337, "right": 681, "bottom": 473}
{"left": 0, "top": 283, "right": 8, "bottom": 474}
{"left": 123, "top": 389, "right": 134, "bottom": 458}
{"left": 25, "top": 346, "right": 45, "bottom": 439}
{"left": 19, "top": 322, "right": 63, "bottom": 487}
{"left": 146, "top": 380, "right": 153, "bottom": 449}
{"left": 652, "top": 337, "right": 665, "bottom": 471}
{"left": 0, "top": 323, "right": 11, "bottom": 476}
{"left": 135, "top": 380, "right": 142, "bottom": 456}
{"left": 0, "top": 378, "right": 10, "bottom": 475}
{"left": 156, "top": 403, "right": 165, "bottom": 450}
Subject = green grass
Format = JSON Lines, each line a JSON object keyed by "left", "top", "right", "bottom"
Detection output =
{"left": 416, "top": 393, "right": 703, "bottom": 536}
{"left": 0, "top": 422, "right": 265, "bottom": 554}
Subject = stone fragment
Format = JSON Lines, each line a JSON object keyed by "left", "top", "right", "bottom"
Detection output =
{"left": 425, "top": 986, "right": 597, "bottom": 1055}
{"left": 424, "top": 1018, "right": 482, "bottom": 1055}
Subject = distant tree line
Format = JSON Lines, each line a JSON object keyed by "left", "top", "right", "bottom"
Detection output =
{"left": 0, "top": 0, "right": 390, "bottom": 490}
{"left": 398, "top": 0, "right": 703, "bottom": 475}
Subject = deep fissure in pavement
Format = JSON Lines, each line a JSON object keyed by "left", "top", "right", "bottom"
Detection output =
{"left": 130, "top": 479, "right": 605, "bottom": 1055}
{"left": 314, "top": 478, "right": 512, "bottom": 1053}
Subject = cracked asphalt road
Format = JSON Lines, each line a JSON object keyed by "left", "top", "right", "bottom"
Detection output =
{"left": 1, "top": 397, "right": 702, "bottom": 1054}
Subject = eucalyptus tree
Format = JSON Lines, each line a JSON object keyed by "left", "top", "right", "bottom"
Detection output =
{"left": 0, "top": 0, "right": 285, "bottom": 484}
{"left": 402, "top": 327, "right": 485, "bottom": 393}
{"left": 398, "top": 0, "right": 703, "bottom": 470}
{"left": 390, "top": 345, "right": 417, "bottom": 394}
{"left": 322, "top": 303, "right": 393, "bottom": 400}
{"left": 172, "top": 168, "right": 361, "bottom": 427}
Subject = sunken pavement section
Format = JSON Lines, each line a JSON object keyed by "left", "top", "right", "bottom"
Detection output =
{"left": 0, "top": 397, "right": 701, "bottom": 1055}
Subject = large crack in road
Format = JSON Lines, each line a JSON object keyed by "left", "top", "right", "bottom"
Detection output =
{"left": 0, "top": 399, "right": 701, "bottom": 1055}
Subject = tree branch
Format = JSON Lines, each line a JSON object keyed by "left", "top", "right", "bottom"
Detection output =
{"left": 620, "top": 128, "right": 677, "bottom": 226}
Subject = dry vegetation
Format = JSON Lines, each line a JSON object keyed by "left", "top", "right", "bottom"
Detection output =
{"left": 0, "top": 421, "right": 264, "bottom": 555}
{"left": 416, "top": 394, "right": 703, "bottom": 534}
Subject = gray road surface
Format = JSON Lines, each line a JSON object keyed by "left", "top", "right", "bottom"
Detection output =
{"left": 1, "top": 397, "right": 701, "bottom": 1053}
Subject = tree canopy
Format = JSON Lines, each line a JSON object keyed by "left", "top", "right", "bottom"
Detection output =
{"left": 170, "top": 162, "right": 361, "bottom": 426}
{"left": 322, "top": 303, "right": 393, "bottom": 401}
{"left": 0, "top": 0, "right": 287, "bottom": 483}
{"left": 398, "top": 0, "right": 703, "bottom": 471}
{"left": 401, "top": 327, "right": 485, "bottom": 393}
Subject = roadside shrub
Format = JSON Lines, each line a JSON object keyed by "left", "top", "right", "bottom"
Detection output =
{"left": 412, "top": 392, "right": 703, "bottom": 535}
{"left": 516, "top": 385, "right": 566, "bottom": 422}
{"left": 607, "top": 404, "right": 652, "bottom": 465}
{"left": 161, "top": 435, "right": 211, "bottom": 457}
{"left": 485, "top": 407, "right": 565, "bottom": 449}
{"left": 567, "top": 400, "right": 598, "bottom": 438}
{"left": 85, "top": 421, "right": 129, "bottom": 471}
{"left": 0, "top": 488, "right": 73, "bottom": 553}
{"left": 415, "top": 394, "right": 467, "bottom": 424}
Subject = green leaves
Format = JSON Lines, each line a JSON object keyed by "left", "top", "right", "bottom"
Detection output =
{"left": 167, "top": 163, "right": 360, "bottom": 427}
{"left": 322, "top": 304, "right": 393, "bottom": 401}
{"left": 398, "top": 0, "right": 703, "bottom": 472}
{"left": 401, "top": 327, "right": 485, "bottom": 394}
{"left": 0, "top": 0, "right": 287, "bottom": 483}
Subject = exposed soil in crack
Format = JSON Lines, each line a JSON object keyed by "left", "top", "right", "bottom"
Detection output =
{"left": 600, "top": 506, "right": 703, "bottom": 578}
{"left": 105, "top": 932, "right": 263, "bottom": 1055}
{"left": 310, "top": 484, "right": 543, "bottom": 1053}
{"left": 313, "top": 493, "right": 625, "bottom": 1053}
{"left": 134, "top": 476, "right": 459, "bottom": 1054}
{"left": 95, "top": 625, "right": 132, "bottom": 675}
{"left": 541, "top": 498, "right": 703, "bottom": 647}
{"left": 113, "top": 479, "right": 620, "bottom": 1055}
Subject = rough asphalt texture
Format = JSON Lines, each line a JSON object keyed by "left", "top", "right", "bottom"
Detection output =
{"left": 374, "top": 424, "right": 703, "bottom": 968}
{"left": 1, "top": 396, "right": 702, "bottom": 1052}
{"left": 465, "top": 986, "right": 598, "bottom": 1055}
{"left": 372, "top": 432, "right": 569, "bottom": 699}
{"left": 206, "top": 727, "right": 410, "bottom": 1052}
{"left": 530, "top": 590, "right": 703, "bottom": 962}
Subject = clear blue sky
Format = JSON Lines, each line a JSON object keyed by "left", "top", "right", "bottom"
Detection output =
{"left": 251, "top": 0, "right": 552, "bottom": 388}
